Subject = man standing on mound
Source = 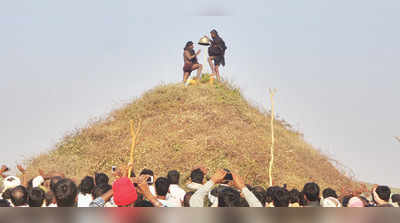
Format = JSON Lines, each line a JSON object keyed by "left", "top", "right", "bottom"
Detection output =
{"left": 183, "top": 41, "right": 203, "bottom": 83}
{"left": 206, "top": 29, "right": 227, "bottom": 81}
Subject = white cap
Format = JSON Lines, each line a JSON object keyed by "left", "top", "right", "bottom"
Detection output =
{"left": 2, "top": 176, "right": 21, "bottom": 192}
{"left": 322, "top": 197, "right": 341, "bottom": 207}
{"left": 32, "top": 176, "right": 45, "bottom": 188}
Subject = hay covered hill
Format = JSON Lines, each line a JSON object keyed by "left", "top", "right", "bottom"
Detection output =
{"left": 26, "top": 82, "right": 358, "bottom": 191}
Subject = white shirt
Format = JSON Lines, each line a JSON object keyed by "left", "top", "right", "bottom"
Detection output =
{"left": 167, "top": 184, "right": 186, "bottom": 202}
{"left": 149, "top": 185, "right": 156, "bottom": 197}
{"left": 158, "top": 198, "right": 182, "bottom": 207}
{"left": 186, "top": 182, "right": 203, "bottom": 191}
{"left": 77, "top": 193, "right": 93, "bottom": 207}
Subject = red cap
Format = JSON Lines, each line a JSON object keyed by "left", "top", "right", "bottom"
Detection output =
{"left": 113, "top": 177, "right": 138, "bottom": 206}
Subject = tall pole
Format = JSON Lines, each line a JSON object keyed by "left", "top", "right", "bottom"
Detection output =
{"left": 268, "top": 89, "right": 277, "bottom": 186}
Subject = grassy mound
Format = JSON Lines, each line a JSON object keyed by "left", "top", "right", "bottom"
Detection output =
{"left": 25, "top": 81, "right": 359, "bottom": 191}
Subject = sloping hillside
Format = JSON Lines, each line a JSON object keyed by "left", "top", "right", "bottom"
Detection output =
{"left": 25, "top": 81, "right": 358, "bottom": 191}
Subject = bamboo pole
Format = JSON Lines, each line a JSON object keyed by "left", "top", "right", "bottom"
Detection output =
{"left": 268, "top": 89, "right": 277, "bottom": 186}
{"left": 128, "top": 119, "right": 141, "bottom": 177}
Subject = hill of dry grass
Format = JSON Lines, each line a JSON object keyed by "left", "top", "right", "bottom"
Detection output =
{"left": 25, "top": 81, "right": 359, "bottom": 192}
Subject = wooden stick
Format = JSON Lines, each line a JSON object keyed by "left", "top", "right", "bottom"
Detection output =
{"left": 268, "top": 89, "right": 277, "bottom": 186}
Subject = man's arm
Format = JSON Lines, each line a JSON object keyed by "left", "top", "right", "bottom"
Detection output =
{"left": 189, "top": 169, "right": 227, "bottom": 207}
{"left": 135, "top": 175, "right": 163, "bottom": 207}
{"left": 89, "top": 189, "right": 114, "bottom": 207}
{"left": 232, "top": 172, "right": 262, "bottom": 207}
{"left": 184, "top": 50, "right": 201, "bottom": 60}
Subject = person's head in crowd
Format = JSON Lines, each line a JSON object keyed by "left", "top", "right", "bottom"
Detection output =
{"left": 44, "top": 192, "right": 54, "bottom": 207}
{"left": 322, "top": 188, "right": 338, "bottom": 199}
{"left": 391, "top": 194, "right": 400, "bottom": 207}
{"left": 92, "top": 184, "right": 112, "bottom": 200}
{"left": 348, "top": 196, "right": 365, "bottom": 207}
{"left": 289, "top": 189, "right": 301, "bottom": 207}
{"left": 167, "top": 170, "right": 180, "bottom": 185}
{"left": 134, "top": 199, "right": 154, "bottom": 207}
{"left": 298, "top": 191, "right": 307, "bottom": 206}
{"left": 140, "top": 169, "right": 154, "bottom": 185}
{"left": 265, "top": 186, "right": 280, "bottom": 207}
{"left": 190, "top": 168, "right": 204, "bottom": 184}
{"left": 218, "top": 186, "right": 241, "bottom": 207}
{"left": 50, "top": 176, "right": 63, "bottom": 193}
{"left": 0, "top": 199, "right": 11, "bottom": 207}
{"left": 272, "top": 187, "right": 290, "bottom": 207}
{"left": 183, "top": 191, "right": 195, "bottom": 207}
{"left": 94, "top": 173, "right": 109, "bottom": 186}
{"left": 155, "top": 177, "right": 170, "bottom": 198}
{"left": 251, "top": 187, "right": 266, "bottom": 207}
{"left": 375, "top": 185, "right": 391, "bottom": 202}
{"left": 79, "top": 176, "right": 95, "bottom": 195}
{"left": 54, "top": 179, "right": 78, "bottom": 207}
{"left": 28, "top": 187, "right": 45, "bottom": 207}
{"left": 302, "top": 182, "right": 320, "bottom": 204}
{"left": 359, "top": 196, "right": 371, "bottom": 207}
{"left": 113, "top": 177, "right": 137, "bottom": 207}
{"left": 2, "top": 188, "right": 12, "bottom": 200}
{"left": 322, "top": 197, "right": 341, "bottom": 207}
{"left": 341, "top": 195, "right": 353, "bottom": 207}
{"left": 10, "top": 185, "right": 28, "bottom": 207}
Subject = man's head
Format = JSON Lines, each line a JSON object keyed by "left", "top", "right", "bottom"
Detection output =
{"left": 322, "top": 188, "right": 338, "bottom": 199}
{"left": 79, "top": 176, "right": 94, "bottom": 195}
{"left": 155, "top": 177, "right": 170, "bottom": 197}
{"left": 218, "top": 187, "right": 241, "bottom": 207}
{"left": 134, "top": 199, "right": 154, "bottom": 207}
{"left": 0, "top": 199, "right": 10, "bottom": 207}
{"left": 272, "top": 187, "right": 290, "bottom": 207}
{"left": 167, "top": 170, "right": 180, "bottom": 185}
{"left": 375, "top": 185, "right": 391, "bottom": 202}
{"left": 50, "top": 176, "right": 63, "bottom": 193}
{"left": 190, "top": 168, "right": 204, "bottom": 184}
{"left": 94, "top": 173, "right": 109, "bottom": 186}
{"left": 302, "top": 182, "right": 320, "bottom": 202}
{"left": 10, "top": 185, "right": 28, "bottom": 207}
{"left": 210, "top": 29, "right": 218, "bottom": 38}
{"left": 391, "top": 194, "right": 400, "bottom": 207}
{"left": 113, "top": 177, "right": 137, "bottom": 207}
{"left": 140, "top": 169, "right": 154, "bottom": 185}
{"left": 289, "top": 189, "right": 300, "bottom": 205}
{"left": 183, "top": 191, "right": 195, "bottom": 207}
{"left": 251, "top": 187, "right": 266, "bottom": 207}
{"left": 184, "top": 41, "right": 194, "bottom": 50}
{"left": 92, "top": 184, "right": 112, "bottom": 199}
{"left": 341, "top": 195, "right": 352, "bottom": 207}
{"left": 2, "top": 188, "right": 12, "bottom": 200}
{"left": 265, "top": 186, "right": 280, "bottom": 205}
{"left": 54, "top": 179, "right": 78, "bottom": 207}
{"left": 28, "top": 187, "right": 45, "bottom": 207}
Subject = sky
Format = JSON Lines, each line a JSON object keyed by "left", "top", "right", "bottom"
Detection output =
{"left": 1, "top": 1, "right": 399, "bottom": 186}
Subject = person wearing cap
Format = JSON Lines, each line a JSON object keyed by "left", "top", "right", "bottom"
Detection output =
{"left": 183, "top": 41, "right": 203, "bottom": 83}
{"left": 205, "top": 29, "right": 227, "bottom": 81}
{"left": 113, "top": 177, "right": 138, "bottom": 207}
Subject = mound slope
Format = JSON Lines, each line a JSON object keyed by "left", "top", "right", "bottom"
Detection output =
{"left": 26, "top": 82, "right": 358, "bottom": 191}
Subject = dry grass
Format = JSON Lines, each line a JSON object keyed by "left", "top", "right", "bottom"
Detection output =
{"left": 24, "top": 81, "right": 360, "bottom": 192}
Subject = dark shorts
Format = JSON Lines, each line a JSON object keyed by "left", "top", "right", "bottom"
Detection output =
{"left": 183, "top": 63, "right": 194, "bottom": 73}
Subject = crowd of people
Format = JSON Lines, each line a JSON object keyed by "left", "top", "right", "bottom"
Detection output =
{"left": 0, "top": 163, "right": 399, "bottom": 208}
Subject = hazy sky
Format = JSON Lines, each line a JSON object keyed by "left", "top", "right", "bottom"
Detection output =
{"left": 1, "top": 1, "right": 399, "bottom": 187}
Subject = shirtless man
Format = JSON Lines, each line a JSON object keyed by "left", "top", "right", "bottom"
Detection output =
{"left": 183, "top": 41, "right": 203, "bottom": 83}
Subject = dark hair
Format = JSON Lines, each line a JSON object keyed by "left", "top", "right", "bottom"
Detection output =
{"left": 265, "top": 186, "right": 280, "bottom": 204}
{"left": 302, "top": 182, "right": 320, "bottom": 202}
{"left": 289, "top": 189, "right": 300, "bottom": 204}
{"left": 184, "top": 41, "right": 194, "bottom": 50}
{"left": 50, "top": 176, "right": 63, "bottom": 193}
{"left": 79, "top": 176, "right": 94, "bottom": 195}
{"left": 92, "top": 184, "right": 112, "bottom": 199}
{"left": 272, "top": 187, "right": 290, "bottom": 207}
{"left": 54, "top": 179, "right": 78, "bottom": 207}
{"left": 341, "top": 195, "right": 352, "bottom": 207}
{"left": 134, "top": 199, "right": 154, "bottom": 207}
{"left": 183, "top": 191, "right": 195, "bottom": 207}
{"left": 322, "top": 188, "right": 338, "bottom": 199}
{"left": 359, "top": 196, "right": 370, "bottom": 207}
{"left": 190, "top": 168, "right": 204, "bottom": 184}
{"left": 218, "top": 187, "right": 241, "bottom": 207}
{"left": 2, "top": 188, "right": 12, "bottom": 200}
{"left": 140, "top": 169, "right": 154, "bottom": 176}
{"left": 167, "top": 170, "right": 180, "bottom": 185}
{"left": 28, "top": 187, "right": 45, "bottom": 207}
{"left": 10, "top": 185, "right": 28, "bottom": 207}
{"left": 0, "top": 199, "right": 10, "bottom": 207}
{"left": 94, "top": 173, "right": 109, "bottom": 186}
{"left": 375, "top": 186, "right": 391, "bottom": 202}
{"left": 155, "top": 177, "right": 170, "bottom": 196}
{"left": 44, "top": 192, "right": 54, "bottom": 206}
{"left": 298, "top": 191, "right": 307, "bottom": 206}
{"left": 239, "top": 197, "right": 249, "bottom": 207}
{"left": 391, "top": 194, "right": 400, "bottom": 206}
